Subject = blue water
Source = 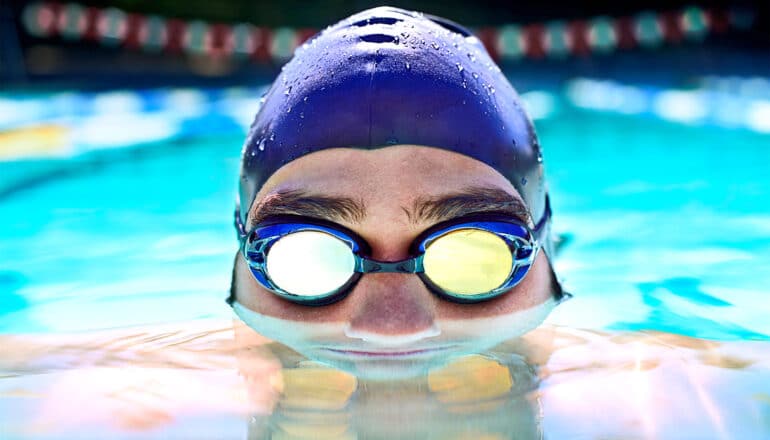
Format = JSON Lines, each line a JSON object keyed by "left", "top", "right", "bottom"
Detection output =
{"left": 2, "top": 110, "right": 768, "bottom": 339}
{"left": 1, "top": 101, "right": 769, "bottom": 438}
{"left": 543, "top": 111, "right": 770, "bottom": 340}
{"left": 0, "top": 136, "right": 240, "bottom": 332}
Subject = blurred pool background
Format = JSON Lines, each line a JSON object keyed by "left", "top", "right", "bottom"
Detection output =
{"left": 1, "top": 1, "right": 769, "bottom": 439}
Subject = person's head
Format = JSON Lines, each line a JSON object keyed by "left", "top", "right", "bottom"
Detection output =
{"left": 230, "top": 7, "right": 563, "bottom": 377}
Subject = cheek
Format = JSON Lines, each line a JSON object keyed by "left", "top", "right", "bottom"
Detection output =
{"left": 234, "top": 255, "right": 353, "bottom": 323}
{"left": 434, "top": 252, "right": 553, "bottom": 319}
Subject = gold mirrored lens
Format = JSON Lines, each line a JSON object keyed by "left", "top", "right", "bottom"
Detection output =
{"left": 423, "top": 229, "right": 513, "bottom": 295}
{"left": 266, "top": 231, "right": 355, "bottom": 296}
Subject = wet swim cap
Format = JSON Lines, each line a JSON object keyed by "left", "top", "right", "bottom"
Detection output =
{"left": 238, "top": 6, "right": 552, "bottom": 255}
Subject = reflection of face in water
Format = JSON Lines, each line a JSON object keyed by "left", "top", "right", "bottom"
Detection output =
{"left": 233, "top": 320, "right": 547, "bottom": 439}
{"left": 231, "top": 146, "right": 561, "bottom": 380}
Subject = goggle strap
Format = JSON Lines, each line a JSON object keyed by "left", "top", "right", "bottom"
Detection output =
{"left": 532, "top": 195, "right": 551, "bottom": 241}
{"left": 234, "top": 205, "right": 248, "bottom": 240}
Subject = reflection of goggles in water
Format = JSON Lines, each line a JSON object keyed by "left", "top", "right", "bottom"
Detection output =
{"left": 238, "top": 200, "right": 551, "bottom": 306}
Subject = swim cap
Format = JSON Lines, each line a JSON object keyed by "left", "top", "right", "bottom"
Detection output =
{"left": 238, "top": 6, "right": 552, "bottom": 256}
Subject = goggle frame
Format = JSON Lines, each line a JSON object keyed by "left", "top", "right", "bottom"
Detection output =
{"left": 237, "top": 199, "right": 551, "bottom": 306}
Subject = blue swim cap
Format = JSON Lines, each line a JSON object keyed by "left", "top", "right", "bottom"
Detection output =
{"left": 238, "top": 7, "right": 552, "bottom": 256}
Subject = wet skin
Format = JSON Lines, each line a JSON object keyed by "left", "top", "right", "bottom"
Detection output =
{"left": 233, "top": 145, "right": 556, "bottom": 364}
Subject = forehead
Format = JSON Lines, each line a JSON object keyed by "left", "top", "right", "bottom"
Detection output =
{"left": 253, "top": 145, "right": 518, "bottom": 203}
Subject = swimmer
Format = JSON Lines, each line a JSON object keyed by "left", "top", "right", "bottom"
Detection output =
{"left": 228, "top": 7, "right": 566, "bottom": 377}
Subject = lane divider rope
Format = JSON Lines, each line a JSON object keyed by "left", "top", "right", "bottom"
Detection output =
{"left": 20, "top": 3, "right": 756, "bottom": 63}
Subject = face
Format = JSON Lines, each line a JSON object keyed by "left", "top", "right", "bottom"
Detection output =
{"left": 233, "top": 145, "right": 558, "bottom": 378}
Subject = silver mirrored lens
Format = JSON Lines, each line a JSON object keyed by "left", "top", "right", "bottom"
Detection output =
{"left": 265, "top": 231, "right": 355, "bottom": 296}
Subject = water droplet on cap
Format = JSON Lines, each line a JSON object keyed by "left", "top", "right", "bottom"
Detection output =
{"left": 431, "top": 42, "right": 440, "bottom": 49}
{"left": 455, "top": 63, "right": 464, "bottom": 72}
{"left": 521, "top": 177, "right": 528, "bottom": 186}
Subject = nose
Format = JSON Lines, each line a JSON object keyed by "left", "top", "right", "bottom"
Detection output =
{"left": 344, "top": 273, "right": 439, "bottom": 345}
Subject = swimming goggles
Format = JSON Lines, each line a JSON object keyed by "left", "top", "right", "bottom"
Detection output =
{"left": 236, "top": 199, "right": 550, "bottom": 306}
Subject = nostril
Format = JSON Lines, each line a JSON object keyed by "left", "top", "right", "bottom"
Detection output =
{"left": 359, "top": 34, "right": 399, "bottom": 44}
{"left": 351, "top": 17, "right": 402, "bottom": 27}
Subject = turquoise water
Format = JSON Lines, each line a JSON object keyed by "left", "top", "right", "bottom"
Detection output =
{"left": 0, "top": 136, "right": 241, "bottom": 333}
{"left": 544, "top": 111, "right": 770, "bottom": 340}
{"left": 1, "top": 103, "right": 769, "bottom": 438}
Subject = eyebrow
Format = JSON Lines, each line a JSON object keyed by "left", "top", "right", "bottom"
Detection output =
{"left": 408, "top": 186, "right": 532, "bottom": 226}
{"left": 250, "top": 186, "right": 531, "bottom": 228}
{"left": 248, "top": 189, "right": 366, "bottom": 228}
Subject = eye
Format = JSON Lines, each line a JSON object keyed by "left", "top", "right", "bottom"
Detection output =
{"left": 422, "top": 228, "right": 513, "bottom": 295}
{"left": 265, "top": 231, "right": 356, "bottom": 296}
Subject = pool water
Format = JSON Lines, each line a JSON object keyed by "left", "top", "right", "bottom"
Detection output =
{"left": 1, "top": 102, "right": 769, "bottom": 438}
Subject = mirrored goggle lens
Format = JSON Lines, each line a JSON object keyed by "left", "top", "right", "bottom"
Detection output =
{"left": 265, "top": 231, "right": 355, "bottom": 297}
{"left": 423, "top": 229, "right": 513, "bottom": 296}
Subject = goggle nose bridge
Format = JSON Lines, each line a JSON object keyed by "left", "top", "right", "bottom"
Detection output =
{"left": 356, "top": 256, "right": 424, "bottom": 274}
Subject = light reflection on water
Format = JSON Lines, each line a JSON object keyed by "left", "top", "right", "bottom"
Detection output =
{"left": 1, "top": 321, "right": 768, "bottom": 439}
